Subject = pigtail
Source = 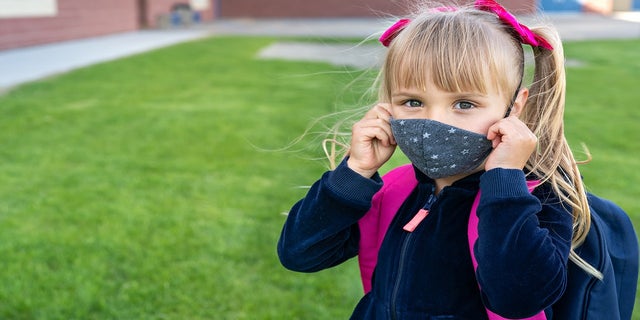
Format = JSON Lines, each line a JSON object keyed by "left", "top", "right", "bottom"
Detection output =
{"left": 523, "top": 27, "right": 603, "bottom": 279}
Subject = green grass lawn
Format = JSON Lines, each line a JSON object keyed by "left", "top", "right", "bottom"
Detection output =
{"left": 0, "top": 36, "right": 637, "bottom": 319}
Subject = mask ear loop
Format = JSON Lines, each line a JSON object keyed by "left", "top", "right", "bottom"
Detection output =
{"left": 505, "top": 53, "right": 526, "bottom": 118}
{"left": 504, "top": 77, "right": 523, "bottom": 118}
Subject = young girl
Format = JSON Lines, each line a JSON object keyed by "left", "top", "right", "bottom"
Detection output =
{"left": 278, "top": 0, "right": 603, "bottom": 318}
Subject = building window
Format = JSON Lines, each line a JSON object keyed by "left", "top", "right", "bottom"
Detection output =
{"left": 0, "top": 0, "right": 58, "bottom": 18}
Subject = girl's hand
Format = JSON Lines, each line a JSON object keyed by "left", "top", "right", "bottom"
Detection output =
{"left": 485, "top": 116, "right": 537, "bottom": 171}
{"left": 347, "top": 104, "right": 396, "bottom": 178}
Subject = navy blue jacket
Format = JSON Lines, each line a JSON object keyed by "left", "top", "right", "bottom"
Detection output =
{"left": 278, "top": 161, "right": 573, "bottom": 319}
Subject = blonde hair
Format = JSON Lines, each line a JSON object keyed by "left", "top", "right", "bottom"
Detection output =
{"left": 374, "top": 5, "right": 602, "bottom": 279}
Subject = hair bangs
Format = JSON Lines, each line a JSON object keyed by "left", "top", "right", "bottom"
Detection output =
{"left": 381, "top": 10, "right": 522, "bottom": 103}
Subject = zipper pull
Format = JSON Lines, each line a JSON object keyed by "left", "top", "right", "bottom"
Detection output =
{"left": 403, "top": 194, "right": 436, "bottom": 232}
{"left": 403, "top": 209, "right": 429, "bottom": 232}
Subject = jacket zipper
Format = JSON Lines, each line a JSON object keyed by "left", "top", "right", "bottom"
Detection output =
{"left": 390, "top": 192, "right": 436, "bottom": 320}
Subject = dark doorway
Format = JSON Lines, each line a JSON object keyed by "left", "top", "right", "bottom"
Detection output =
{"left": 137, "top": 0, "right": 148, "bottom": 28}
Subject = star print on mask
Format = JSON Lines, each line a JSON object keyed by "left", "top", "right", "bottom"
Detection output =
{"left": 390, "top": 118, "right": 493, "bottom": 179}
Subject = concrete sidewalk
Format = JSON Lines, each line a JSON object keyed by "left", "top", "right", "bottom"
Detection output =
{"left": 0, "top": 29, "right": 211, "bottom": 90}
{"left": 1, "top": 13, "right": 638, "bottom": 91}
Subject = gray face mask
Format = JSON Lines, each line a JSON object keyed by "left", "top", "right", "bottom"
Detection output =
{"left": 390, "top": 118, "right": 493, "bottom": 179}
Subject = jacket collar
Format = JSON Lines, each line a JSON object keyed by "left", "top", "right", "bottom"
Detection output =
{"left": 413, "top": 164, "right": 483, "bottom": 192}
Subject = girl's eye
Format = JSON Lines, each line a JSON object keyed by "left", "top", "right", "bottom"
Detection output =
{"left": 454, "top": 101, "right": 476, "bottom": 110}
{"left": 403, "top": 100, "right": 423, "bottom": 108}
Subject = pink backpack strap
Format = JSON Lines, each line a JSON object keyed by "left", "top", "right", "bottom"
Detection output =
{"left": 358, "top": 164, "right": 417, "bottom": 293}
{"left": 468, "top": 180, "right": 547, "bottom": 320}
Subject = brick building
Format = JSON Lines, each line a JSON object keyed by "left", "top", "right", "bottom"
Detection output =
{"left": 0, "top": 0, "right": 216, "bottom": 51}
{"left": 1, "top": 0, "right": 635, "bottom": 51}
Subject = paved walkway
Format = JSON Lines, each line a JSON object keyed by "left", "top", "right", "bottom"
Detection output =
{"left": 1, "top": 13, "right": 639, "bottom": 91}
{"left": 0, "top": 29, "right": 211, "bottom": 90}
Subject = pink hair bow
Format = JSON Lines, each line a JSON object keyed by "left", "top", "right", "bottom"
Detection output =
{"left": 378, "top": 0, "right": 553, "bottom": 50}
{"left": 475, "top": 0, "right": 553, "bottom": 50}
{"left": 379, "top": 19, "right": 410, "bottom": 47}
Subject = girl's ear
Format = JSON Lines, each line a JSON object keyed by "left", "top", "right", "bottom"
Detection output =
{"left": 510, "top": 88, "right": 529, "bottom": 118}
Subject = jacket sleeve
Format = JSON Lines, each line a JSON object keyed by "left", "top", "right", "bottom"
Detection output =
{"left": 277, "top": 159, "right": 383, "bottom": 272}
{"left": 475, "top": 168, "right": 573, "bottom": 318}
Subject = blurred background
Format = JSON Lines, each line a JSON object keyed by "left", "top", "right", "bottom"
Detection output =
{"left": 0, "top": 1, "right": 638, "bottom": 319}
{"left": 2, "top": 0, "right": 639, "bottom": 51}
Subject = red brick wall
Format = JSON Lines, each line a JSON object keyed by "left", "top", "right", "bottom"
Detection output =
{"left": 0, "top": 0, "right": 533, "bottom": 50}
{"left": 0, "top": 0, "right": 216, "bottom": 50}
{"left": 218, "top": 0, "right": 406, "bottom": 18}
{"left": 503, "top": 0, "right": 538, "bottom": 14}
{"left": 218, "top": 0, "right": 536, "bottom": 18}
{"left": 0, "top": 0, "right": 139, "bottom": 50}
